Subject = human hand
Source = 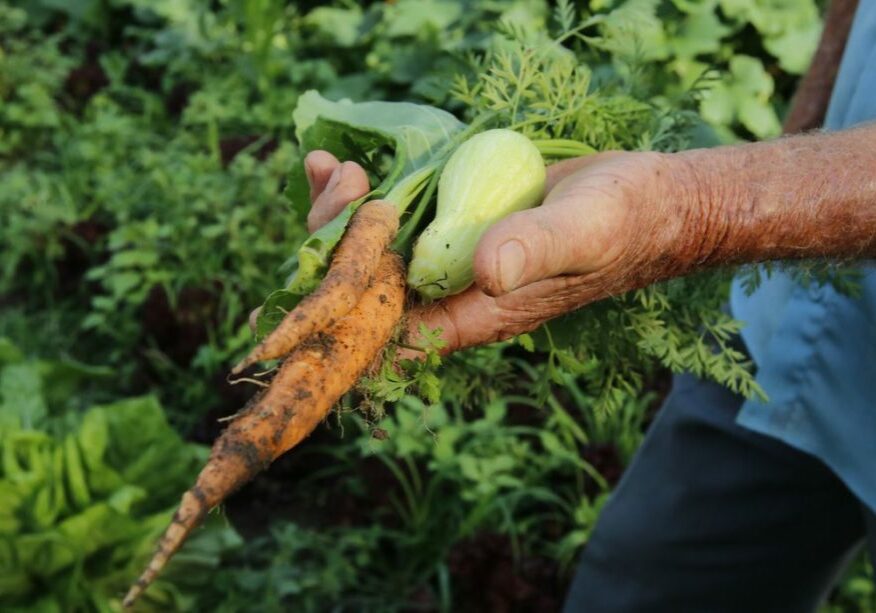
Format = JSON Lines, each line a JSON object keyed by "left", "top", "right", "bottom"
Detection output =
{"left": 302, "top": 148, "right": 702, "bottom": 355}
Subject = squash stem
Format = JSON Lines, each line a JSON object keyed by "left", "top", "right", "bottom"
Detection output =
{"left": 532, "top": 138, "right": 597, "bottom": 159}
{"left": 392, "top": 159, "right": 445, "bottom": 255}
{"left": 383, "top": 163, "right": 437, "bottom": 212}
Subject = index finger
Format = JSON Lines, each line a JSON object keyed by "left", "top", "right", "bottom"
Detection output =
{"left": 307, "top": 160, "right": 371, "bottom": 232}
{"left": 304, "top": 150, "right": 341, "bottom": 202}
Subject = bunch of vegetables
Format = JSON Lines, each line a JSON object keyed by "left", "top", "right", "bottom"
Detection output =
{"left": 125, "top": 106, "right": 555, "bottom": 604}
{"left": 124, "top": 2, "right": 775, "bottom": 601}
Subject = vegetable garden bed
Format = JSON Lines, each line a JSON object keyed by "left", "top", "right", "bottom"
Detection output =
{"left": 1, "top": 0, "right": 872, "bottom": 611}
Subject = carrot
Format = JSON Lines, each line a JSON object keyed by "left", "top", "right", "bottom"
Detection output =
{"left": 123, "top": 252, "right": 406, "bottom": 607}
{"left": 232, "top": 200, "right": 399, "bottom": 375}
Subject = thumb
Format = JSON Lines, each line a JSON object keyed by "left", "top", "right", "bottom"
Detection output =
{"left": 472, "top": 185, "right": 624, "bottom": 297}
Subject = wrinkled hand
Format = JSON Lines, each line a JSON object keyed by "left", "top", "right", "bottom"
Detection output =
{"left": 303, "top": 148, "right": 697, "bottom": 354}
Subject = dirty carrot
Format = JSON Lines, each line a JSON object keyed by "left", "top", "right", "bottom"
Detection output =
{"left": 232, "top": 200, "right": 399, "bottom": 374}
{"left": 124, "top": 252, "right": 406, "bottom": 607}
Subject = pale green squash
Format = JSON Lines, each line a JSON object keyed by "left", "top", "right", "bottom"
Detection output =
{"left": 407, "top": 129, "right": 546, "bottom": 299}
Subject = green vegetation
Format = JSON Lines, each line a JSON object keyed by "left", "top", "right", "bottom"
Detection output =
{"left": 1, "top": 0, "right": 871, "bottom": 611}
{"left": 0, "top": 340, "right": 240, "bottom": 611}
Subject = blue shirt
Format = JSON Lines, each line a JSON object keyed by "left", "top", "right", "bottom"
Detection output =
{"left": 731, "top": 2, "right": 876, "bottom": 513}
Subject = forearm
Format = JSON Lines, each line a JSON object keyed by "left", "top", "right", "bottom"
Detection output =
{"left": 675, "top": 124, "right": 876, "bottom": 267}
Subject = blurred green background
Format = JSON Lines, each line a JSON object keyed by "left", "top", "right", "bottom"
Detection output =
{"left": 1, "top": 0, "right": 872, "bottom": 611}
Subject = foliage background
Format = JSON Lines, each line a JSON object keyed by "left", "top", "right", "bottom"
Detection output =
{"left": 1, "top": 0, "right": 872, "bottom": 611}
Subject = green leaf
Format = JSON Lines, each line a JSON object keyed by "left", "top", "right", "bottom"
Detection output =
{"left": 107, "top": 249, "right": 160, "bottom": 269}
{"left": 304, "top": 6, "right": 365, "bottom": 48}
{"left": 292, "top": 91, "right": 465, "bottom": 186}
{"left": 670, "top": 0, "right": 720, "bottom": 13}
{"left": 597, "top": 0, "right": 670, "bottom": 62}
{"left": 719, "top": 0, "right": 821, "bottom": 74}
{"left": 669, "top": 10, "right": 731, "bottom": 59}
{"left": 35, "top": 358, "right": 113, "bottom": 417}
{"left": 76, "top": 408, "right": 108, "bottom": 472}
{"left": 0, "top": 338, "right": 24, "bottom": 367}
{"left": 383, "top": 0, "right": 464, "bottom": 38}
{"left": 106, "top": 270, "right": 141, "bottom": 298}
{"left": 515, "top": 333, "right": 535, "bottom": 352}
{"left": 763, "top": 18, "right": 821, "bottom": 74}
{"left": 700, "top": 55, "right": 780, "bottom": 138}
{"left": 0, "top": 363, "right": 46, "bottom": 429}
{"left": 738, "top": 97, "right": 781, "bottom": 138}
{"left": 483, "top": 401, "right": 507, "bottom": 424}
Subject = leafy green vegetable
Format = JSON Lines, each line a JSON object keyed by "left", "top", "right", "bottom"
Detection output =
{"left": 0, "top": 341, "right": 241, "bottom": 612}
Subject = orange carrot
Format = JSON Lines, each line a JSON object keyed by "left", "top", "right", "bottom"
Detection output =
{"left": 124, "top": 252, "right": 406, "bottom": 607}
{"left": 232, "top": 201, "right": 399, "bottom": 374}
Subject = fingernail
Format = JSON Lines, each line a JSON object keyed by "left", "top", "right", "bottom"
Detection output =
{"left": 325, "top": 164, "right": 344, "bottom": 193}
{"left": 497, "top": 240, "right": 526, "bottom": 292}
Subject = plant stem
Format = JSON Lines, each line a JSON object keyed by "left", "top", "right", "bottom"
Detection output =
{"left": 532, "top": 138, "right": 597, "bottom": 159}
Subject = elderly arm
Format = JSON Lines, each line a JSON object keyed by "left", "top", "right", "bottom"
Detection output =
{"left": 675, "top": 124, "right": 876, "bottom": 268}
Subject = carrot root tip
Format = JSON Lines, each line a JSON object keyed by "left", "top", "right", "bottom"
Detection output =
{"left": 230, "top": 358, "right": 250, "bottom": 375}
